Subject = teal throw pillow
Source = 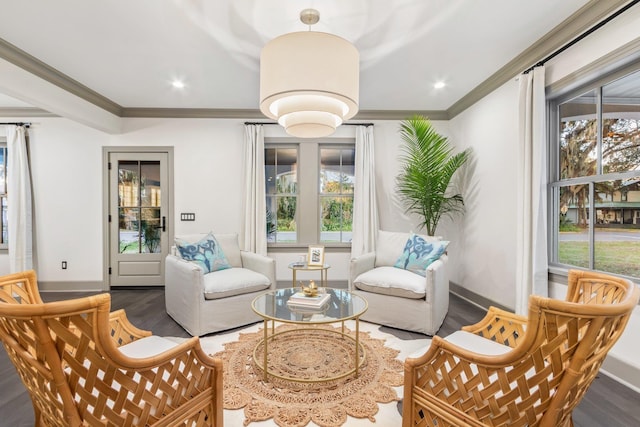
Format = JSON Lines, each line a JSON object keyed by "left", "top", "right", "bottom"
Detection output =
{"left": 393, "top": 234, "right": 448, "bottom": 276}
{"left": 176, "top": 233, "right": 231, "bottom": 274}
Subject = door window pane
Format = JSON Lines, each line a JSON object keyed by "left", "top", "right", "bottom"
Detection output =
{"left": 119, "top": 207, "right": 140, "bottom": 254}
{"left": 118, "top": 161, "right": 139, "bottom": 207}
{"left": 140, "top": 161, "right": 161, "bottom": 207}
{"left": 559, "top": 90, "right": 597, "bottom": 179}
{"left": 141, "top": 208, "right": 161, "bottom": 253}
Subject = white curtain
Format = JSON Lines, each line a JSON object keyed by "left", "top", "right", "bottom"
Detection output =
{"left": 515, "top": 66, "right": 548, "bottom": 315}
{"left": 242, "top": 124, "right": 267, "bottom": 255}
{"left": 6, "top": 125, "right": 33, "bottom": 272}
{"left": 351, "top": 126, "right": 379, "bottom": 257}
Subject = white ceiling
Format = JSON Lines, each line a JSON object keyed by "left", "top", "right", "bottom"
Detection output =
{"left": 0, "top": 0, "right": 594, "bottom": 114}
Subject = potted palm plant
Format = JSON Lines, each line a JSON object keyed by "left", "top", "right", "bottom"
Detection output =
{"left": 396, "top": 115, "right": 471, "bottom": 236}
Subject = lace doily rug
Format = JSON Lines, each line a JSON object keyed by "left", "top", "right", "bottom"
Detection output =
{"left": 213, "top": 323, "right": 404, "bottom": 427}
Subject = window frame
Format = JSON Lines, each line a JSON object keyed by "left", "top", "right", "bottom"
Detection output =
{"left": 265, "top": 137, "right": 355, "bottom": 249}
{"left": 548, "top": 59, "right": 640, "bottom": 281}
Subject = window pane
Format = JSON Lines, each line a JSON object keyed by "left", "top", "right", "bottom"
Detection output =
{"left": 141, "top": 208, "right": 161, "bottom": 253}
{"left": 320, "top": 196, "right": 353, "bottom": 243}
{"left": 602, "top": 71, "right": 640, "bottom": 174}
{"left": 557, "top": 185, "right": 590, "bottom": 268}
{"left": 140, "top": 161, "right": 161, "bottom": 207}
{"left": 559, "top": 90, "right": 597, "bottom": 179}
{"left": 118, "top": 161, "right": 139, "bottom": 207}
{"left": 320, "top": 148, "right": 355, "bottom": 194}
{"left": 276, "top": 149, "right": 297, "bottom": 194}
{"left": 594, "top": 179, "right": 640, "bottom": 277}
{"left": 276, "top": 196, "right": 297, "bottom": 243}
{"left": 119, "top": 207, "right": 140, "bottom": 254}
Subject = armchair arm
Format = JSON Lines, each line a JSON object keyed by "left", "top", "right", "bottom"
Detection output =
{"left": 164, "top": 254, "right": 206, "bottom": 334}
{"left": 349, "top": 252, "right": 376, "bottom": 291}
{"left": 403, "top": 335, "right": 524, "bottom": 427}
{"left": 240, "top": 251, "right": 276, "bottom": 289}
{"left": 108, "top": 309, "right": 152, "bottom": 347}
{"left": 462, "top": 306, "right": 528, "bottom": 348}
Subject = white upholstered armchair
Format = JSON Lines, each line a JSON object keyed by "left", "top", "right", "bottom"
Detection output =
{"left": 165, "top": 233, "right": 276, "bottom": 336}
{"left": 349, "top": 230, "right": 449, "bottom": 336}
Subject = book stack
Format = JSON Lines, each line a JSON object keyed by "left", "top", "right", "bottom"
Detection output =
{"left": 287, "top": 291, "right": 331, "bottom": 309}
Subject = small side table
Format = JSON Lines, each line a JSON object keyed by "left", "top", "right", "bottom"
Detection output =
{"left": 288, "top": 262, "right": 330, "bottom": 288}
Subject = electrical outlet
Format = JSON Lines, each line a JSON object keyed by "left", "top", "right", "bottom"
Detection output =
{"left": 62, "top": 261, "right": 67, "bottom": 270}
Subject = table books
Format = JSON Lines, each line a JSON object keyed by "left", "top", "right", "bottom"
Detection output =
{"left": 287, "top": 291, "right": 330, "bottom": 308}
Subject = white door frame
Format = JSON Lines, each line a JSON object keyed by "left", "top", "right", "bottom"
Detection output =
{"left": 102, "top": 146, "right": 174, "bottom": 288}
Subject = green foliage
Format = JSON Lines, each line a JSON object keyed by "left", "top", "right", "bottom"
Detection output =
{"left": 559, "top": 214, "right": 580, "bottom": 232}
{"left": 396, "top": 115, "right": 472, "bottom": 236}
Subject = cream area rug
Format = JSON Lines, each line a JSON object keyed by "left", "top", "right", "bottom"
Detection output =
{"left": 169, "top": 321, "right": 430, "bottom": 427}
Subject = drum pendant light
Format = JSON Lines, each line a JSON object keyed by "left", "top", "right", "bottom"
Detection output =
{"left": 260, "top": 9, "right": 359, "bottom": 138}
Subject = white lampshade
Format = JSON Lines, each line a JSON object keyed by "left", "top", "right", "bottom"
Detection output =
{"left": 260, "top": 31, "right": 359, "bottom": 138}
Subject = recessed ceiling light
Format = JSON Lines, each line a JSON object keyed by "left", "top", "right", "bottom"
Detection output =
{"left": 434, "top": 81, "right": 446, "bottom": 89}
{"left": 172, "top": 80, "right": 186, "bottom": 89}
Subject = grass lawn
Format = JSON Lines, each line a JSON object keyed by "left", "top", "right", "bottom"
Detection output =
{"left": 559, "top": 241, "right": 640, "bottom": 277}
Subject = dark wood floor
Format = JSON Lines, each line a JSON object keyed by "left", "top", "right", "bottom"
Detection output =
{"left": 1, "top": 289, "right": 638, "bottom": 426}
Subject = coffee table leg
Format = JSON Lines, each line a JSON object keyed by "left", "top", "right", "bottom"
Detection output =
{"left": 355, "top": 316, "right": 360, "bottom": 377}
{"left": 263, "top": 319, "right": 268, "bottom": 381}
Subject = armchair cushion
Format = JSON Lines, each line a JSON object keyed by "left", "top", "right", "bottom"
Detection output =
{"left": 394, "top": 234, "right": 449, "bottom": 276}
{"left": 353, "top": 266, "right": 426, "bottom": 299}
{"left": 444, "top": 331, "right": 511, "bottom": 356}
{"left": 175, "top": 232, "right": 231, "bottom": 273}
{"left": 118, "top": 335, "right": 180, "bottom": 358}
{"left": 203, "top": 267, "right": 271, "bottom": 300}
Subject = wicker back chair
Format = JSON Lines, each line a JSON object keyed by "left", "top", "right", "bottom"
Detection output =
{"left": 0, "top": 270, "right": 223, "bottom": 427}
{"left": 403, "top": 270, "right": 639, "bottom": 427}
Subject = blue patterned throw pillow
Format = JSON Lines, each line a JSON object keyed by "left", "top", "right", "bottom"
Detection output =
{"left": 393, "top": 234, "right": 448, "bottom": 276}
{"left": 176, "top": 233, "right": 231, "bottom": 274}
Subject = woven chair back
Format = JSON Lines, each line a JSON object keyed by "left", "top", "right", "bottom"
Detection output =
{"left": 0, "top": 270, "right": 221, "bottom": 427}
{"left": 403, "top": 270, "right": 639, "bottom": 427}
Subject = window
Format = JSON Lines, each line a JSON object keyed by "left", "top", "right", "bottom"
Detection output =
{"left": 0, "top": 139, "right": 6, "bottom": 248}
{"left": 265, "top": 141, "right": 355, "bottom": 246}
{"left": 550, "top": 66, "right": 640, "bottom": 280}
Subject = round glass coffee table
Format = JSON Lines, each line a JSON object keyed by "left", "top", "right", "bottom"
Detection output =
{"left": 251, "top": 288, "right": 368, "bottom": 382}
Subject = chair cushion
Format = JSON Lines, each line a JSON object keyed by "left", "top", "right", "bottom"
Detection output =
{"left": 375, "top": 230, "right": 441, "bottom": 268}
{"left": 118, "top": 335, "right": 179, "bottom": 358}
{"left": 394, "top": 234, "right": 449, "bottom": 276}
{"left": 353, "top": 266, "right": 426, "bottom": 299}
{"left": 203, "top": 267, "right": 271, "bottom": 300}
{"left": 175, "top": 232, "right": 231, "bottom": 273}
{"left": 444, "top": 331, "right": 512, "bottom": 356}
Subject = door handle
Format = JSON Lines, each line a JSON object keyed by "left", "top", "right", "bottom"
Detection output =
{"left": 156, "top": 216, "right": 166, "bottom": 232}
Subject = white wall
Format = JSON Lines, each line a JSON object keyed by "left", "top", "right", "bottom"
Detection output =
{"left": 1, "top": 116, "right": 451, "bottom": 286}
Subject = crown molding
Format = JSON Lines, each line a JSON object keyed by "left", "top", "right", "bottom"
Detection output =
{"left": 0, "top": 107, "right": 58, "bottom": 117}
{"left": 0, "top": 37, "right": 122, "bottom": 116}
{"left": 353, "top": 110, "right": 449, "bottom": 121}
{"left": 447, "top": 0, "right": 636, "bottom": 119}
{"left": 120, "top": 108, "right": 450, "bottom": 121}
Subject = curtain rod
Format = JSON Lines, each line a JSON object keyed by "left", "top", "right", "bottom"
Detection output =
{"left": 0, "top": 122, "right": 31, "bottom": 128}
{"left": 244, "top": 121, "right": 374, "bottom": 127}
{"left": 524, "top": 0, "right": 640, "bottom": 73}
